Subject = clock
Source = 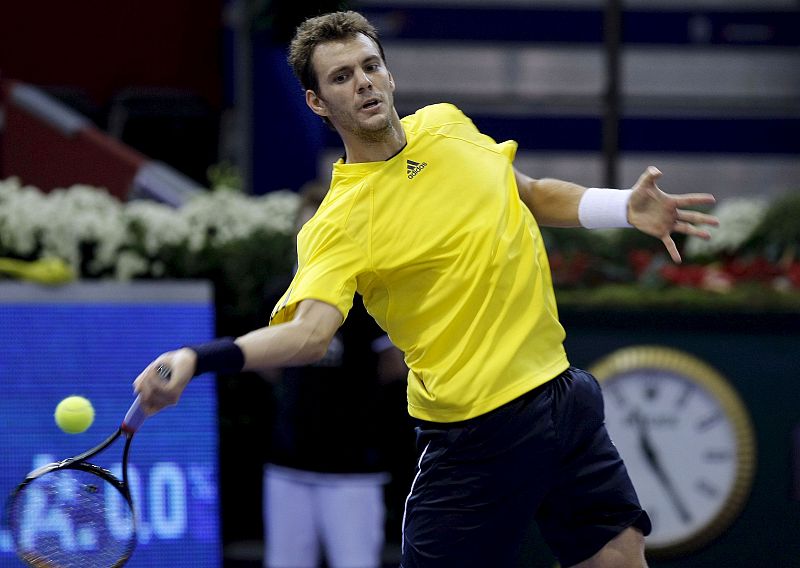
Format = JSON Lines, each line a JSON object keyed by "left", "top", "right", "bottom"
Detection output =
{"left": 589, "top": 346, "right": 756, "bottom": 558}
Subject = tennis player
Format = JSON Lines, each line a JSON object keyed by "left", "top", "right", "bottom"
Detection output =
{"left": 134, "top": 11, "right": 719, "bottom": 567}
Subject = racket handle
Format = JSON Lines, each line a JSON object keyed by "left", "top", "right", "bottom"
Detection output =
{"left": 122, "top": 396, "right": 146, "bottom": 433}
{"left": 122, "top": 364, "right": 171, "bottom": 433}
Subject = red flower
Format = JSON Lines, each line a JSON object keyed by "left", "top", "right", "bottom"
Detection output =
{"left": 723, "top": 257, "right": 780, "bottom": 282}
{"left": 628, "top": 249, "right": 655, "bottom": 277}
{"left": 786, "top": 262, "right": 800, "bottom": 288}
{"left": 660, "top": 264, "right": 707, "bottom": 287}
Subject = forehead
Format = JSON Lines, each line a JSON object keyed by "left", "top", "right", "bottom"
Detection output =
{"left": 311, "top": 33, "right": 382, "bottom": 76}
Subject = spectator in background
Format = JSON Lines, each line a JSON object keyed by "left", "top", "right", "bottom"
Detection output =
{"left": 262, "top": 182, "right": 409, "bottom": 568}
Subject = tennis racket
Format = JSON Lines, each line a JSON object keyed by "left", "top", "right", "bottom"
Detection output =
{"left": 6, "top": 364, "right": 171, "bottom": 568}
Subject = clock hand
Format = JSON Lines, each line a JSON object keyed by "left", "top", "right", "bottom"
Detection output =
{"left": 632, "top": 409, "right": 692, "bottom": 524}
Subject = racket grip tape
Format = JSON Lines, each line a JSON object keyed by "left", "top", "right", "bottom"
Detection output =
{"left": 123, "top": 397, "right": 147, "bottom": 433}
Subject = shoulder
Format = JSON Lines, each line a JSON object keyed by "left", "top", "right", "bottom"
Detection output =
{"left": 314, "top": 176, "right": 370, "bottom": 225}
{"left": 402, "top": 103, "right": 474, "bottom": 131}
{"left": 402, "top": 103, "right": 512, "bottom": 155}
{"left": 297, "top": 183, "right": 370, "bottom": 252}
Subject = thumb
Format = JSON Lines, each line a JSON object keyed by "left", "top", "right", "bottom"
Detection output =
{"left": 635, "top": 166, "right": 662, "bottom": 189}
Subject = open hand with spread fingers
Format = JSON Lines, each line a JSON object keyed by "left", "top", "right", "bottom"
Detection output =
{"left": 627, "top": 166, "right": 719, "bottom": 263}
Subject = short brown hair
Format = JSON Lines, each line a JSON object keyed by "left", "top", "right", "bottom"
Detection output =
{"left": 288, "top": 11, "right": 386, "bottom": 94}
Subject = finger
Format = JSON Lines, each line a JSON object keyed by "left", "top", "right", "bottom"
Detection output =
{"left": 662, "top": 235, "right": 681, "bottom": 264}
{"left": 133, "top": 363, "right": 154, "bottom": 392}
{"left": 677, "top": 210, "right": 720, "bottom": 227}
{"left": 673, "top": 193, "right": 717, "bottom": 208}
{"left": 673, "top": 221, "right": 712, "bottom": 240}
{"left": 133, "top": 373, "right": 143, "bottom": 392}
{"left": 134, "top": 376, "right": 151, "bottom": 398}
{"left": 134, "top": 360, "right": 165, "bottom": 395}
{"left": 635, "top": 165, "right": 662, "bottom": 189}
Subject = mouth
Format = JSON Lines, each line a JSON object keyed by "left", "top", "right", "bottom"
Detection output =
{"left": 360, "top": 98, "right": 381, "bottom": 111}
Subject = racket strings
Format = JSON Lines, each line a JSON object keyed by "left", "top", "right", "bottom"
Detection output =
{"left": 10, "top": 469, "right": 135, "bottom": 568}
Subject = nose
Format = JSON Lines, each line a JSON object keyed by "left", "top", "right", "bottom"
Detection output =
{"left": 355, "top": 69, "right": 373, "bottom": 92}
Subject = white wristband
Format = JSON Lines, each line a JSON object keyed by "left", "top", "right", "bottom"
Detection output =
{"left": 578, "top": 187, "right": 633, "bottom": 229}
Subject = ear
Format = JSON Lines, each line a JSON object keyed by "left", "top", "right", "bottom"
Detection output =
{"left": 305, "top": 90, "right": 328, "bottom": 119}
{"left": 388, "top": 72, "right": 395, "bottom": 92}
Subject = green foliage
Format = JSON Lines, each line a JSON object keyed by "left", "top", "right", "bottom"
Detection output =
{"left": 207, "top": 161, "right": 244, "bottom": 193}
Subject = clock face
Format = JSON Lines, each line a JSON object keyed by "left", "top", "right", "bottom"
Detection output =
{"left": 591, "top": 347, "right": 756, "bottom": 558}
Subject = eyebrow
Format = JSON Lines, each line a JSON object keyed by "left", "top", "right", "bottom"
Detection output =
{"left": 326, "top": 55, "right": 382, "bottom": 80}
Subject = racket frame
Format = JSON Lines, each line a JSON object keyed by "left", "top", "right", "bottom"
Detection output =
{"left": 7, "top": 427, "right": 138, "bottom": 567}
{"left": 12, "top": 426, "right": 134, "bottom": 498}
{"left": 7, "top": 363, "right": 168, "bottom": 567}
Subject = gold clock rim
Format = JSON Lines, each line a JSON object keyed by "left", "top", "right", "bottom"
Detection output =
{"left": 589, "top": 345, "right": 757, "bottom": 559}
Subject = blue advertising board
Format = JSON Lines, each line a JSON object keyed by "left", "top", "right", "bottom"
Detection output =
{"left": 0, "top": 282, "right": 220, "bottom": 567}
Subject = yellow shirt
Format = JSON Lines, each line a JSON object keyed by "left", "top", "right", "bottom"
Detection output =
{"left": 271, "top": 103, "right": 569, "bottom": 421}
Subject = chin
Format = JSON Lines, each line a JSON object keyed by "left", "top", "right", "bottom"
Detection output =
{"left": 355, "top": 116, "right": 392, "bottom": 137}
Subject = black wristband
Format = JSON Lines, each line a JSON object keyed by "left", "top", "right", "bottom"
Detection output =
{"left": 185, "top": 337, "right": 245, "bottom": 377}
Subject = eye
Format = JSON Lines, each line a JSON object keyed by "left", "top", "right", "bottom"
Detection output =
{"left": 333, "top": 73, "right": 348, "bottom": 84}
{"left": 365, "top": 63, "right": 380, "bottom": 72}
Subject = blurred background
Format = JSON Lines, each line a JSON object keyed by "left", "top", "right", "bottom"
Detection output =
{"left": 0, "top": 0, "right": 799, "bottom": 566}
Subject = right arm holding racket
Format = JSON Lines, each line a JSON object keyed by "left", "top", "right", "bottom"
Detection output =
{"left": 134, "top": 298, "right": 343, "bottom": 416}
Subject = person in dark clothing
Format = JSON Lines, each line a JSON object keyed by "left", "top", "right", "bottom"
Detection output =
{"left": 262, "top": 182, "right": 408, "bottom": 568}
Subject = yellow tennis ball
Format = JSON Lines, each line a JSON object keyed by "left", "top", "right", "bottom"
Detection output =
{"left": 54, "top": 395, "right": 95, "bottom": 434}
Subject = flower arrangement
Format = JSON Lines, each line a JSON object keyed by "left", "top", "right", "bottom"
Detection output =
{"left": 2, "top": 176, "right": 799, "bottom": 314}
{"left": 0, "top": 177, "right": 300, "bottom": 332}
{"left": 0, "top": 177, "right": 298, "bottom": 278}
{"left": 543, "top": 191, "right": 800, "bottom": 309}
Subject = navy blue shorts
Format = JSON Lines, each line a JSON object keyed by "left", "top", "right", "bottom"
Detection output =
{"left": 401, "top": 367, "right": 651, "bottom": 567}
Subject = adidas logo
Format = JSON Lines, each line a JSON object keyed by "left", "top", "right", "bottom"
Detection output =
{"left": 406, "top": 159, "right": 428, "bottom": 179}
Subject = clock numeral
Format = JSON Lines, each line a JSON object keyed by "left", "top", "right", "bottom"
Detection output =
{"left": 607, "top": 384, "right": 627, "bottom": 408}
{"left": 695, "top": 479, "right": 720, "bottom": 498}
{"left": 703, "top": 449, "right": 733, "bottom": 462}
{"left": 644, "top": 383, "right": 660, "bottom": 401}
{"left": 675, "top": 383, "right": 694, "bottom": 409}
{"left": 696, "top": 412, "right": 723, "bottom": 432}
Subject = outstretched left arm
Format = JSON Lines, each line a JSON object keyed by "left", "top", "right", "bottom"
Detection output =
{"left": 514, "top": 166, "right": 719, "bottom": 263}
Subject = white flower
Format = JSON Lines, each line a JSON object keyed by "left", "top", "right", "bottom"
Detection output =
{"left": 114, "top": 250, "right": 150, "bottom": 280}
{"left": 253, "top": 190, "right": 302, "bottom": 235}
{"left": 39, "top": 185, "right": 126, "bottom": 274}
{"left": 179, "top": 190, "right": 299, "bottom": 250}
{"left": 0, "top": 176, "right": 22, "bottom": 199}
{"left": 0, "top": 179, "right": 49, "bottom": 257}
{"left": 124, "top": 199, "right": 191, "bottom": 256}
{"left": 0, "top": 177, "right": 300, "bottom": 281}
{"left": 685, "top": 198, "right": 769, "bottom": 259}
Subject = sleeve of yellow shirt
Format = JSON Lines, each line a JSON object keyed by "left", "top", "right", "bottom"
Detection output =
{"left": 270, "top": 218, "right": 366, "bottom": 325}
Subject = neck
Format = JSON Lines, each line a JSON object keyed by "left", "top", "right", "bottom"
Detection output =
{"left": 340, "top": 113, "right": 406, "bottom": 164}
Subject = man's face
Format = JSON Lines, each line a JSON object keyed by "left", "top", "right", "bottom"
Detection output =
{"left": 307, "top": 33, "right": 396, "bottom": 141}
